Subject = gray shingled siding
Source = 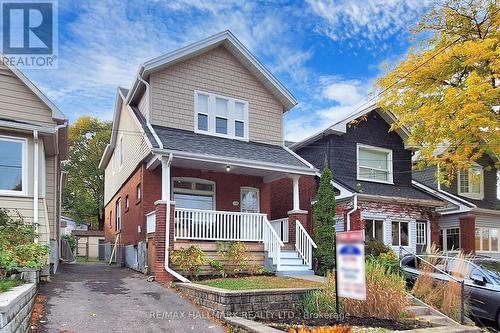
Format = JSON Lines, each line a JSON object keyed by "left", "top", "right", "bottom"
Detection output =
{"left": 297, "top": 111, "right": 435, "bottom": 200}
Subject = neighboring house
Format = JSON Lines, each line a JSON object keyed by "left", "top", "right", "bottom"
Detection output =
{"left": 413, "top": 155, "right": 500, "bottom": 258}
{"left": 0, "top": 61, "right": 67, "bottom": 275}
{"left": 98, "top": 31, "right": 317, "bottom": 282}
{"left": 60, "top": 215, "right": 88, "bottom": 236}
{"left": 290, "top": 104, "right": 444, "bottom": 255}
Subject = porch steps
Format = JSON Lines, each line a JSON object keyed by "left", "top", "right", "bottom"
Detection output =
{"left": 265, "top": 250, "right": 315, "bottom": 276}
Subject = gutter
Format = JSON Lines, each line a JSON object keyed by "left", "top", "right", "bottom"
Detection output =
{"left": 161, "top": 153, "right": 189, "bottom": 283}
{"left": 346, "top": 194, "right": 357, "bottom": 231}
{"left": 33, "top": 130, "right": 39, "bottom": 243}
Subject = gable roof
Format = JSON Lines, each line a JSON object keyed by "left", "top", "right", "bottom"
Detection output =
{"left": 1, "top": 60, "right": 66, "bottom": 121}
{"left": 126, "top": 30, "right": 297, "bottom": 111}
{"left": 290, "top": 103, "right": 411, "bottom": 151}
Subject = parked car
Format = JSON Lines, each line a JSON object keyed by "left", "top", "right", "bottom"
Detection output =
{"left": 401, "top": 254, "right": 500, "bottom": 327}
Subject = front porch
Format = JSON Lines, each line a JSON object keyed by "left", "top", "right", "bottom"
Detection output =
{"left": 147, "top": 153, "right": 317, "bottom": 281}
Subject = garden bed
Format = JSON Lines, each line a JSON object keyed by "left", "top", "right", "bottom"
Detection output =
{"left": 197, "top": 276, "right": 323, "bottom": 290}
{"left": 0, "top": 278, "right": 23, "bottom": 293}
{"left": 257, "top": 314, "right": 423, "bottom": 331}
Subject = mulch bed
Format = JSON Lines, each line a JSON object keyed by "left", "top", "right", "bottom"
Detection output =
{"left": 258, "top": 314, "right": 423, "bottom": 331}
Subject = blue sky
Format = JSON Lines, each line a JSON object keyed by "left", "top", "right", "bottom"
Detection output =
{"left": 24, "top": 0, "right": 433, "bottom": 142}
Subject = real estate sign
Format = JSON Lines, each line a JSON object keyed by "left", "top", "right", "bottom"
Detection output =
{"left": 336, "top": 230, "right": 366, "bottom": 301}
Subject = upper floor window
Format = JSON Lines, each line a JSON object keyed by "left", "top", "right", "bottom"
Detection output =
{"left": 357, "top": 144, "right": 393, "bottom": 184}
{"left": 458, "top": 165, "right": 483, "bottom": 200}
{"left": 115, "top": 198, "right": 122, "bottom": 230}
{"left": 194, "top": 91, "right": 249, "bottom": 140}
{"left": 0, "top": 136, "right": 26, "bottom": 196}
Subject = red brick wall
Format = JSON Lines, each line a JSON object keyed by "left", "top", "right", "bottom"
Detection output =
{"left": 104, "top": 165, "right": 146, "bottom": 245}
{"left": 269, "top": 175, "right": 317, "bottom": 232}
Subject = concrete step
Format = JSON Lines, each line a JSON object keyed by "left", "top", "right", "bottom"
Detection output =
{"left": 415, "top": 315, "right": 449, "bottom": 326}
{"left": 406, "top": 305, "right": 431, "bottom": 317}
{"left": 280, "top": 251, "right": 299, "bottom": 259}
{"left": 280, "top": 257, "right": 304, "bottom": 265}
{"left": 276, "top": 269, "right": 315, "bottom": 276}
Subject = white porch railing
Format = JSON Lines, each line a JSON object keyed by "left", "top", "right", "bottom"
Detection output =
{"left": 295, "top": 220, "right": 317, "bottom": 269}
{"left": 270, "top": 218, "right": 289, "bottom": 243}
{"left": 174, "top": 208, "right": 265, "bottom": 241}
{"left": 263, "top": 218, "right": 284, "bottom": 270}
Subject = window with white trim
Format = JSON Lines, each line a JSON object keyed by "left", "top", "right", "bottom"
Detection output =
{"left": 458, "top": 166, "right": 483, "bottom": 200}
{"left": 391, "top": 221, "right": 409, "bottom": 246}
{"left": 172, "top": 178, "right": 215, "bottom": 210}
{"left": 365, "top": 219, "right": 384, "bottom": 242}
{"left": 194, "top": 91, "right": 249, "bottom": 140}
{"left": 115, "top": 199, "right": 122, "bottom": 230}
{"left": 475, "top": 227, "right": 499, "bottom": 252}
{"left": 0, "top": 136, "right": 26, "bottom": 195}
{"left": 416, "top": 222, "right": 427, "bottom": 245}
{"left": 240, "top": 187, "right": 260, "bottom": 213}
{"left": 357, "top": 144, "right": 393, "bottom": 183}
{"left": 440, "top": 228, "right": 460, "bottom": 251}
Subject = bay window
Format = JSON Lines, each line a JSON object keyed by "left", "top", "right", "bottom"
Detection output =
{"left": 357, "top": 144, "right": 393, "bottom": 183}
{"left": 0, "top": 136, "right": 26, "bottom": 195}
{"left": 458, "top": 166, "right": 483, "bottom": 200}
{"left": 194, "top": 91, "right": 249, "bottom": 140}
{"left": 475, "top": 227, "right": 500, "bottom": 252}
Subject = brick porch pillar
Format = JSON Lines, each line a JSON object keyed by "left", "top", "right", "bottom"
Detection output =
{"left": 429, "top": 213, "right": 440, "bottom": 249}
{"left": 288, "top": 210, "right": 308, "bottom": 245}
{"left": 349, "top": 210, "right": 364, "bottom": 231}
{"left": 153, "top": 200, "right": 175, "bottom": 284}
{"left": 459, "top": 215, "right": 476, "bottom": 255}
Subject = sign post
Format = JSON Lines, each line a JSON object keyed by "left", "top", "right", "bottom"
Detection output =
{"left": 335, "top": 230, "right": 366, "bottom": 301}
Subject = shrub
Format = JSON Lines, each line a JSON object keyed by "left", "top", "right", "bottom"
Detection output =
{"left": 302, "top": 271, "right": 338, "bottom": 314}
{"left": 170, "top": 246, "right": 206, "bottom": 279}
{"left": 0, "top": 209, "right": 50, "bottom": 275}
{"left": 365, "top": 239, "right": 393, "bottom": 257}
{"left": 373, "top": 251, "right": 400, "bottom": 274}
{"left": 216, "top": 241, "right": 249, "bottom": 276}
{"left": 209, "top": 259, "right": 225, "bottom": 277}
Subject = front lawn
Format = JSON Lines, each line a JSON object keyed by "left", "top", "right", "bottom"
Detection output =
{"left": 0, "top": 278, "right": 23, "bottom": 293}
{"left": 198, "top": 276, "right": 322, "bottom": 290}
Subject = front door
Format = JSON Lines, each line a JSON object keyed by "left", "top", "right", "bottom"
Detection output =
{"left": 416, "top": 221, "right": 428, "bottom": 254}
{"left": 240, "top": 187, "right": 259, "bottom": 213}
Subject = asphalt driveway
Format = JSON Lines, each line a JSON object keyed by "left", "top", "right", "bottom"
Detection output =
{"left": 36, "top": 263, "right": 224, "bottom": 333}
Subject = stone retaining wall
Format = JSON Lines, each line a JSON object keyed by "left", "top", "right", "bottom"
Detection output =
{"left": 0, "top": 283, "right": 37, "bottom": 333}
{"left": 176, "top": 283, "right": 319, "bottom": 318}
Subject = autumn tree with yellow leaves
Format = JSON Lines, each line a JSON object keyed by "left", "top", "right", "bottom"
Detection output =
{"left": 377, "top": 0, "right": 499, "bottom": 183}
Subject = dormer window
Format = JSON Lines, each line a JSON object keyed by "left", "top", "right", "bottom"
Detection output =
{"left": 357, "top": 144, "right": 393, "bottom": 184}
{"left": 194, "top": 91, "right": 248, "bottom": 140}
{"left": 458, "top": 165, "right": 484, "bottom": 200}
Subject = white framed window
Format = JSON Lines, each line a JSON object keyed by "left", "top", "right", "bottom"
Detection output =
{"left": 146, "top": 211, "right": 156, "bottom": 234}
{"left": 115, "top": 198, "right": 122, "bottom": 231}
{"left": 364, "top": 219, "right": 384, "bottom": 242}
{"left": 172, "top": 177, "right": 216, "bottom": 210}
{"left": 194, "top": 90, "right": 249, "bottom": 140}
{"left": 440, "top": 228, "right": 460, "bottom": 251}
{"left": 240, "top": 187, "right": 260, "bottom": 213}
{"left": 475, "top": 227, "right": 499, "bottom": 252}
{"left": 357, "top": 144, "right": 393, "bottom": 184}
{"left": 416, "top": 222, "right": 427, "bottom": 245}
{"left": 391, "top": 220, "right": 409, "bottom": 246}
{"left": 0, "top": 136, "right": 27, "bottom": 196}
{"left": 136, "top": 184, "right": 141, "bottom": 203}
{"left": 458, "top": 165, "right": 484, "bottom": 200}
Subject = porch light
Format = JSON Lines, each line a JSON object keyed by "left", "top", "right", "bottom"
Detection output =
{"left": 226, "top": 165, "right": 231, "bottom": 172}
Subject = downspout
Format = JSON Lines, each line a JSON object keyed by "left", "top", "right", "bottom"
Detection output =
{"left": 58, "top": 170, "right": 68, "bottom": 260}
{"left": 437, "top": 163, "right": 441, "bottom": 191}
{"left": 162, "top": 153, "right": 189, "bottom": 282}
{"left": 137, "top": 76, "right": 163, "bottom": 149}
{"left": 55, "top": 121, "right": 67, "bottom": 261}
{"left": 346, "top": 194, "right": 357, "bottom": 231}
{"left": 33, "top": 130, "right": 39, "bottom": 243}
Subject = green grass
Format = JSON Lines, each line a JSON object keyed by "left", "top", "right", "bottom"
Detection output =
{"left": 0, "top": 278, "right": 23, "bottom": 293}
{"left": 198, "top": 276, "right": 322, "bottom": 290}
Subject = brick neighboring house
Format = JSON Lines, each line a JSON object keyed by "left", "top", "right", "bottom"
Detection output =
{"left": 98, "top": 31, "right": 317, "bottom": 283}
{"left": 413, "top": 155, "right": 500, "bottom": 258}
{"left": 289, "top": 104, "right": 444, "bottom": 255}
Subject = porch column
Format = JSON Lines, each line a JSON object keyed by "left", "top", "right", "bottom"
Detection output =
{"left": 429, "top": 213, "right": 440, "bottom": 249}
{"left": 288, "top": 175, "right": 308, "bottom": 245}
{"left": 459, "top": 215, "right": 476, "bottom": 255}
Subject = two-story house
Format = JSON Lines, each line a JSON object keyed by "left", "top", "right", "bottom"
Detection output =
{"left": 413, "top": 155, "right": 500, "bottom": 258}
{"left": 290, "top": 104, "right": 444, "bottom": 255}
{"left": 0, "top": 61, "right": 68, "bottom": 276}
{"left": 99, "top": 31, "right": 318, "bottom": 283}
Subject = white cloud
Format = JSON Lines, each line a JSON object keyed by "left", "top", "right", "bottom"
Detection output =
{"left": 307, "top": 0, "right": 432, "bottom": 47}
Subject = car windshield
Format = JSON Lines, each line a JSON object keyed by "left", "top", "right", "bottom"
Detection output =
{"left": 475, "top": 260, "right": 500, "bottom": 284}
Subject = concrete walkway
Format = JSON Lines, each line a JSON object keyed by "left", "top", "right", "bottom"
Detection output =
{"left": 37, "top": 263, "right": 224, "bottom": 333}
